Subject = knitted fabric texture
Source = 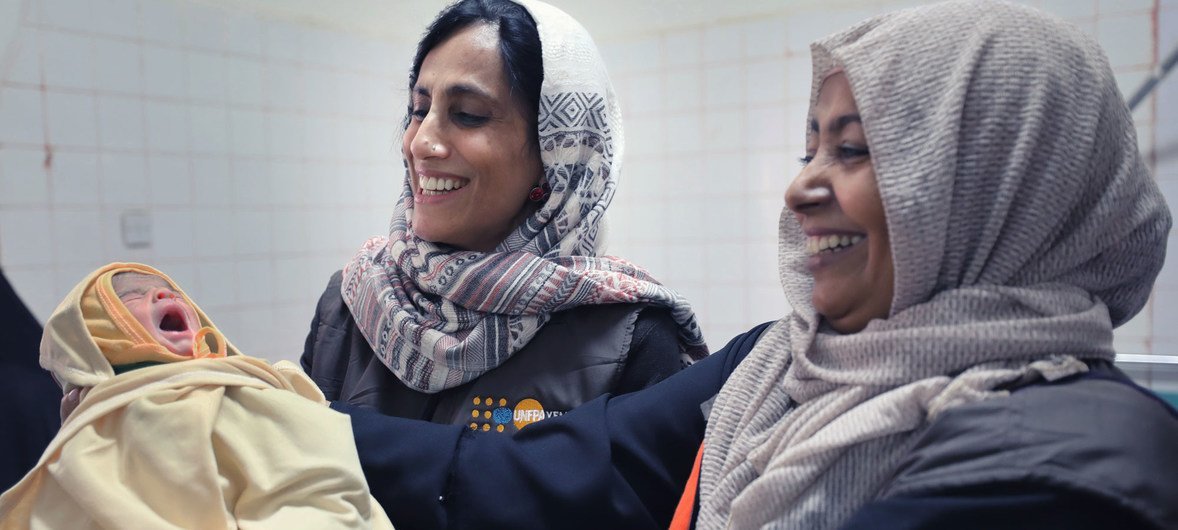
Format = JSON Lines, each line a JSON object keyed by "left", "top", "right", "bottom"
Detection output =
{"left": 697, "top": 2, "right": 1171, "bottom": 529}
{"left": 340, "top": 0, "right": 706, "bottom": 393}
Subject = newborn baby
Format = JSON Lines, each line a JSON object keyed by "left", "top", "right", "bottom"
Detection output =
{"left": 0, "top": 263, "right": 393, "bottom": 529}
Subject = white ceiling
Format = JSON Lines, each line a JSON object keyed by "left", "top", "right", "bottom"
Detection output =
{"left": 189, "top": 0, "right": 876, "bottom": 42}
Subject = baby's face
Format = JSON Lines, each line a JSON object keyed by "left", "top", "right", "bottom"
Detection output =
{"left": 112, "top": 273, "right": 200, "bottom": 356}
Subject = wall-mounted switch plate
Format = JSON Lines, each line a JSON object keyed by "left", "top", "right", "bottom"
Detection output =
{"left": 121, "top": 210, "right": 152, "bottom": 249}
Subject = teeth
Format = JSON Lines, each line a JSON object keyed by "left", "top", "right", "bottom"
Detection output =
{"left": 805, "top": 234, "right": 864, "bottom": 255}
{"left": 419, "top": 175, "right": 466, "bottom": 193}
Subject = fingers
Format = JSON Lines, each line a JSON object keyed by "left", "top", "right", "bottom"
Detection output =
{"left": 60, "top": 387, "right": 82, "bottom": 422}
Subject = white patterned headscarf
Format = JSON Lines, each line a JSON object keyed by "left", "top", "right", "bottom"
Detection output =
{"left": 697, "top": 2, "right": 1171, "bottom": 528}
{"left": 341, "top": 0, "right": 706, "bottom": 393}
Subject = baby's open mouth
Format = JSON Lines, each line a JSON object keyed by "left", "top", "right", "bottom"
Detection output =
{"left": 158, "top": 308, "right": 189, "bottom": 332}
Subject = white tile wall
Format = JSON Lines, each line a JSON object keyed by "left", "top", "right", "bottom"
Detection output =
{"left": 703, "top": 110, "right": 743, "bottom": 153}
{"left": 745, "top": 60, "right": 787, "bottom": 106}
{"left": 90, "top": 0, "right": 139, "bottom": 39}
{"left": 224, "top": 14, "right": 265, "bottom": 57}
{"left": 138, "top": 1, "right": 186, "bottom": 45}
{"left": 233, "top": 210, "right": 273, "bottom": 255}
{"left": 664, "top": 30, "right": 701, "bottom": 68}
{"left": 0, "top": 0, "right": 1173, "bottom": 370}
{"left": 228, "top": 109, "right": 268, "bottom": 157}
{"left": 40, "top": 0, "right": 93, "bottom": 33}
{"left": 185, "top": 6, "right": 228, "bottom": 52}
{"left": 1040, "top": 0, "right": 1095, "bottom": 18}
{"left": 664, "top": 70, "right": 702, "bottom": 112}
{"left": 92, "top": 38, "right": 142, "bottom": 94}
{"left": 152, "top": 208, "right": 197, "bottom": 259}
{"left": 98, "top": 152, "right": 148, "bottom": 205}
{"left": 142, "top": 47, "right": 188, "bottom": 97}
{"left": 96, "top": 96, "right": 145, "bottom": 150}
{"left": 50, "top": 152, "right": 101, "bottom": 206}
{"left": 0, "top": 87, "right": 44, "bottom": 144}
{"left": 41, "top": 32, "right": 94, "bottom": 90}
{"left": 627, "top": 72, "right": 665, "bottom": 115}
{"left": 231, "top": 159, "right": 272, "bottom": 207}
{"left": 186, "top": 52, "right": 227, "bottom": 103}
{"left": 144, "top": 101, "right": 189, "bottom": 153}
{"left": 53, "top": 209, "right": 105, "bottom": 264}
{"left": 226, "top": 58, "right": 266, "bottom": 107}
{"left": 746, "top": 105, "right": 790, "bottom": 150}
{"left": 1099, "top": 13, "right": 1154, "bottom": 68}
{"left": 1100, "top": 0, "right": 1155, "bottom": 14}
{"left": 0, "top": 148, "right": 49, "bottom": 206}
{"left": 46, "top": 92, "right": 99, "bottom": 148}
{"left": 703, "top": 25, "right": 742, "bottom": 64}
{"left": 5, "top": 30, "right": 41, "bottom": 86}
{"left": 1, "top": 208, "right": 54, "bottom": 267}
{"left": 264, "top": 22, "right": 304, "bottom": 64}
{"left": 1162, "top": 6, "right": 1178, "bottom": 58}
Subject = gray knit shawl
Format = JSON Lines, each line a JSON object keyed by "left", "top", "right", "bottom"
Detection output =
{"left": 697, "top": 2, "right": 1172, "bottom": 528}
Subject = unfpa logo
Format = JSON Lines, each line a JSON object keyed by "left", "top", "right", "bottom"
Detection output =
{"left": 513, "top": 398, "right": 545, "bottom": 429}
{"left": 469, "top": 396, "right": 563, "bottom": 433}
{"left": 513, "top": 398, "right": 563, "bottom": 429}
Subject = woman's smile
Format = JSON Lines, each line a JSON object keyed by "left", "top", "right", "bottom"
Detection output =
{"left": 804, "top": 233, "right": 865, "bottom": 256}
{"left": 804, "top": 232, "right": 867, "bottom": 272}
{"left": 418, "top": 176, "right": 468, "bottom": 195}
{"left": 414, "top": 170, "right": 471, "bottom": 202}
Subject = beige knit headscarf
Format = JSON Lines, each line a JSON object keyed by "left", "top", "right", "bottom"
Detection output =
{"left": 697, "top": 2, "right": 1171, "bottom": 528}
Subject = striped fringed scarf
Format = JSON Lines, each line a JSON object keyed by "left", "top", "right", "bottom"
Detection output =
{"left": 697, "top": 2, "right": 1171, "bottom": 528}
{"left": 341, "top": 0, "right": 706, "bottom": 393}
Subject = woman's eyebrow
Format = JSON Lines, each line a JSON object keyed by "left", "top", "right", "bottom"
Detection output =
{"left": 832, "top": 114, "right": 861, "bottom": 132}
{"left": 810, "top": 113, "right": 862, "bottom": 134}
{"left": 413, "top": 83, "right": 495, "bottom": 103}
{"left": 446, "top": 83, "right": 494, "bottom": 101}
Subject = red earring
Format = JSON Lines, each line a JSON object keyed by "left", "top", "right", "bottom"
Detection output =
{"left": 528, "top": 183, "right": 550, "bottom": 202}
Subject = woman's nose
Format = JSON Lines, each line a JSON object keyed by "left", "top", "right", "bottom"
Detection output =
{"left": 785, "top": 163, "right": 832, "bottom": 214}
{"left": 408, "top": 117, "right": 448, "bottom": 160}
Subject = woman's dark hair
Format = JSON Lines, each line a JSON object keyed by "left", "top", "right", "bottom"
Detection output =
{"left": 408, "top": 0, "right": 543, "bottom": 131}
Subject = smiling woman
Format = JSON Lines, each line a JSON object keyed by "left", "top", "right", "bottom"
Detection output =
{"left": 788, "top": 71, "right": 892, "bottom": 333}
{"left": 405, "top": 23, "right": 543, "bottom": 251}
{"left": 300, "top": 0, "right": 706, "bottom": 437}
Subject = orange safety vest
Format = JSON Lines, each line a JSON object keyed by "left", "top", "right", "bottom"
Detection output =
{"left": 669, "top": 443, "right": 705, "bottom": 530}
